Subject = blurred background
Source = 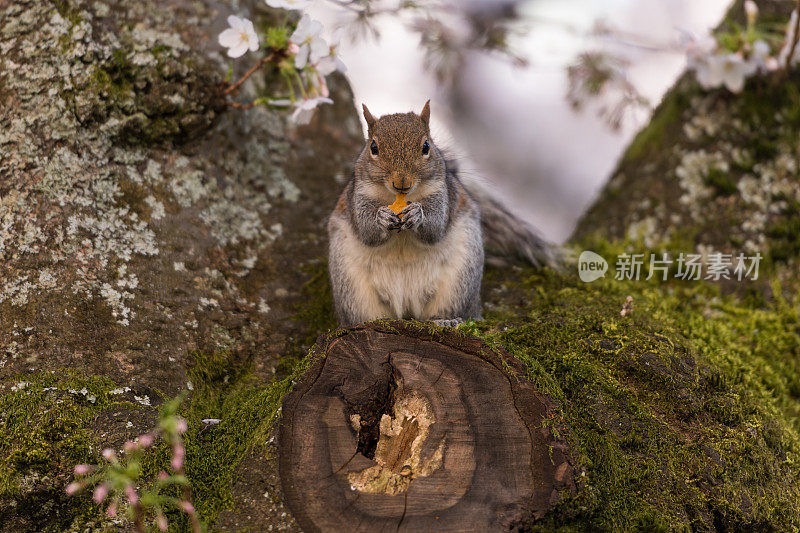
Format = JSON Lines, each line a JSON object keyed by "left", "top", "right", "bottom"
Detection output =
{"left": 308, "top": 0, "right": 731, "bottom": 242}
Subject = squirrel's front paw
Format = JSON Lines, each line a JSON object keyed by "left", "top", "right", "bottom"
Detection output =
{"left": 398, "top": 202, "right": 424, "bottom": 231}
{"left": 376, "top": 206, "right": 401, "bottom": 232}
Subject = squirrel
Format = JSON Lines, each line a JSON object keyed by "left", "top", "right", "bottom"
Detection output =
{"left": 327, "top": 101, "right": 558, "bottom": 327}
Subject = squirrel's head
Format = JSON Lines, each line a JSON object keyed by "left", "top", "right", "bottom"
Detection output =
{"left": 357, "top": 101, "right": 444, "bottom": 196}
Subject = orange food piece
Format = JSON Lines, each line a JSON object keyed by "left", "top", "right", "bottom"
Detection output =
{"left": 388, "top": 193, "right": 407, "bottom": 217}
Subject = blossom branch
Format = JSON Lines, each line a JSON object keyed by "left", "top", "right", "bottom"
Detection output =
{"left": 786, "top": 0, "right": 800, "bottom": 70}
{"left": 228, "top": 101, "right": 257, "bottom": 110}
{"left": 223, "top": 53, "right": 278, "bottom": 96}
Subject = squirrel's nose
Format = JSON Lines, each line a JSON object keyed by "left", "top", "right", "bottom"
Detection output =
{"left": 393, "top": 184, "right": 412, "bottom": 193}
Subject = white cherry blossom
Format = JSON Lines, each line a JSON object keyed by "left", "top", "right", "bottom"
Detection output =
{"left": 685, "top": 35, "right": 717, "bottom": 70}
{"left": 696, "top": 53, "right": 756, "bottom": 93}
{"left": 218, "top": 15, "right": 259, "bottom": 58}
{"left": 266, "top": 0, "right": 312, "bottom": 10}
{"left": 290, "top": 96, "right": 333, "bottom": 125}
{"left": 750, "top": 39, "right": 778, "bottom": 73}
{"left": 291, "top": 15, "right": 329, "bottom": 69}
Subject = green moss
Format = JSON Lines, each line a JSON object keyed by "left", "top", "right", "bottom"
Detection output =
{"left": 52, "top": 0, "right": 81, "bottom": 26}
{"left": 89, "top": 61, "right": 134, "bottom": 103}
{"left": 470, "top": 264, "right": 800, "bottom": 530}
{"left": 70, "top": 42, "right": 220, "bottom": 146}
{"left": 622, "top": 85, "right": 690, "bottom": 164}
{"left": 0, "top": 372, "right": 119, "bottom": 494}
{"left": 142, "top": 346, "right": 321, "bottom": 527}
{"left": 89, "top": 51, "right": 132, "bottom": 92}
{"left": 291, "top": 259, "right": 337, "bottom": 347}
{"left": 0, "top": 371, "right": 134, "bottom": 529}
{"left": 259, "top": 252, "right": 800, "bottom": 528}
{"left": 766, "top": 198, "right": 800, "bottom": 263}
{"left": 704, "top": 167, "right": 738, "bottom": 196}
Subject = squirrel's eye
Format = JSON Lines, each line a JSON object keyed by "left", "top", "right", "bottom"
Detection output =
{"left": 370, "top": 140, "right": 378, "bottom": 156}
{"left": 422, "top": 140, "right": 430, "bottom": 156}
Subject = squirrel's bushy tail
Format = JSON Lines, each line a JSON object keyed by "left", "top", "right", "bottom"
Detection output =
{"left": 458, "top": 170, "right": 562, "bottom": 269}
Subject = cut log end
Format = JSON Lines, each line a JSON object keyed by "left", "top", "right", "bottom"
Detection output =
{"left": 278, "top": 322, "right": 574, "bottom": 532}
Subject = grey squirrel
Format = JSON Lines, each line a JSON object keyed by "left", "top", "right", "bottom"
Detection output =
{"left": 327, "top": 101, "right": 558, "bottom": 327}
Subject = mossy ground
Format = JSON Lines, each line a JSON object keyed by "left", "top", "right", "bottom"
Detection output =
{"left": 477, "top": 266, "right": 800, "bottom": 530}
{"left": 248, "top": 252, "right": 800, "bottom": 530}
{"left": 0, "top": 353, "right": 315, "bottom": 531}
{"left": 3, "top": 245, "right": 800, "bottom": 530}
{"left": 0, "top": 372, "right": 132, "bottom": 530}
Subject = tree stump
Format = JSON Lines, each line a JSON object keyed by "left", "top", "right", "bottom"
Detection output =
{"left": 278, "top": 322, "right": 574, "bottom": 532}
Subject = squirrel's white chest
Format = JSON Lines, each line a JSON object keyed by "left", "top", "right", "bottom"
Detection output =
{"left": 341, "top": 217, "right": 472, "bottom": 320}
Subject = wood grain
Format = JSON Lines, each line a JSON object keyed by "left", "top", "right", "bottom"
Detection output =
{"left": 278, "top": 322, "right": 573, "bottom": 532}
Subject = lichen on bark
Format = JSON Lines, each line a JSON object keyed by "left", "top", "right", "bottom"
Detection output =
{"left": 1, "top": 0, "right": 361, "bottom": 530}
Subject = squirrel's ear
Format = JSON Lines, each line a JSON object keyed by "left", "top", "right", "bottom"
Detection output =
{"left": 362, "top": 104, "right": 377, "bottom": 135}
{"left": 420, "top": 100, "right": 431, "bottom": 129}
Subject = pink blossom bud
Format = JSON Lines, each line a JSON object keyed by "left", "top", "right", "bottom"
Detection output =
{"left": 123, "top": 440, "right": 139, "bottom": 453}
{"left": 93, "top": 483, "right": 109, "bottom": 504}
{"left": 766, "top": 57, "right": 779, "bottom": 71}
{"left": 73, "top": 464, "right": 92, "bottom": 476}
{"left": 288, "top": 43, "right": 299, "bottom": 55}
{"left": 745, "top": 1, "right": 758, "bottom": 18}
{"left": 171, "top": 443, "right": 185, "bottom": 470}
{"left": 179, "top": 501, "right": 195, "bottom": 514}
{"left": 107, "top": 501, "right": 118, "bottom": 517}
{"left": 158, "top": 471, "right": 169, "bottom": 481}
{"left": 65, "top": 482, "right": 82, "bottom": 495}
{"left": 176, "top": 418, "right": 188, "bottom": 434}
{"left": 101, "top": 448, "right": 116, "bottom": 461}
{"left": 125, "top": 484, "right": 139, "bottom": 505}
{"left": 138, "top": 433, "right": 154, "bottom": 448}
{"left": 156, "top": 513, "right": 168, "bottom": 531}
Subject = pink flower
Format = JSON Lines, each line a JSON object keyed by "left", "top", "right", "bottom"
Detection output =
{"left": 73, "top": 464, "right": 93, "bottom": 476}
{"left": 179, "top": 501, "right": 195, "bottom": 514}
{"left": 138, "top": 433, "right": 154, "bottom": 448}
{"left": 176, "top": 418, "right": 188, "bottom": 434}
{"left": 158, "top": 470, "right": 169, "bottom": 481}
{"left": 156, "top": 513, "right": 168, "bottom": 531}
{"left": 745, "top": 1, "right": 759, "bottom": 24}
{"left": 171, "top": 443, "right": 185, "bottom": 470}
{"left": 101, "top": 448, "right": 116, "bottom": 461}
{"left": 125, "top": 484, "right": 139, "bottom": 505}
{"left": 123, "top": 440, "right": 139, "bottom": 453}
{"left": 106, "top": 501, "right": 118, "bottom": 517}
{"left": 65, "top": 482, "right": 82, "bottom": 495}
{"left": 93, "top": 483, "right": 109, "bottom": 504}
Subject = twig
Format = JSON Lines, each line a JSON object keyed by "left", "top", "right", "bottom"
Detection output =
{"left": 785, "top": 0, "right": 800, "bottom": 70}
{"left": 177, "top": 465, "right": 203, "bottom": 533}
{"left": 133, "top": 504, "right": 146, "bottom": 533}
{"left": 228, "top": 101, "right": 256, "bottom": 110}
{"left": 323, "top": 0, "right": 363, "bottom": 13}
{"left": 323, "top": 0, "right": 411, "bottom": 17}
{"left": 223, "top": 54, "right": 276, "bottom": 95}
